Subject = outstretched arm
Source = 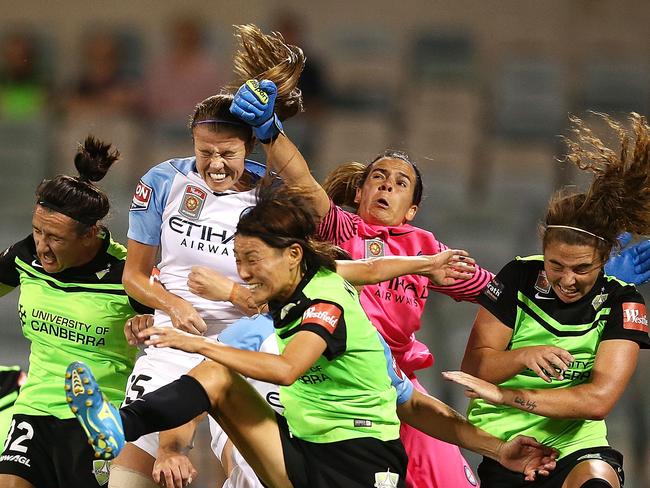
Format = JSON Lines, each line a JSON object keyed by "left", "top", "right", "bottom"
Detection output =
{"left": 230, "top": 79, "right": 331, "bottom": 219}
{"left": 398, "top": 390, "right": 557, "bottom": 481}
{"left": 335, "top": 250, "right": 476, "bottom": 286}
{"left": 139, "top": 326, "right": 326, "bottom": 386}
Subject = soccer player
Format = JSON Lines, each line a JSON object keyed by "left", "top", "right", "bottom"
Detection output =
{"left": 445, "top": 112, "right": 650, "bottom": 488}
{"left": 0, "top": 137, "right": 148, "bottom": 488}
{"left": 109, "top": 24, "right": 306, "bottom": 488}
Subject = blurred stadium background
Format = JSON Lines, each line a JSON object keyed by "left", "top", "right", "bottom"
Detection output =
{"left": 1, "top": 0, "right": 648, "bottom": 485}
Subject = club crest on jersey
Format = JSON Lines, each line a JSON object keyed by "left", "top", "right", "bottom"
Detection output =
{"left": 92, "top": 459, "right": 111, "bottom": 485}
{"left": 131, "top": 180, "right": 152, "bottom": 211}
{"left": 365, "top": 238, "right": 384, "bottom": 258}
{"left": 622, "top": 302, "right": 648, "bottom": 332}
{"left": 179, "top": 185, "right": 207, "bottom": 220}
{"left": 374, "top": 470, "right": 399, "bottom": 488}
{"left": 534, "top": 271, "right": 551, "bottom": 294}
{"left": 591, "top": 293, "right": 608, "bottom": 311}
{"left": 302, "top": 303, "right": 341, "bottom": 333}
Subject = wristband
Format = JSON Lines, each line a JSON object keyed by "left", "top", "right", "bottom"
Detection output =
{"left": 228, "top": 283, "right": 238, "bottom": 304}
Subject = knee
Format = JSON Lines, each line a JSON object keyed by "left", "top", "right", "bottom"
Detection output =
{"left": 187, "top": 360, "right": 236, "bottom": 405}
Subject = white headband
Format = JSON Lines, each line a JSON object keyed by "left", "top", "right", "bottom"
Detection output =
{"left": 546, "top": 225, "right": 606, "bottom": 242}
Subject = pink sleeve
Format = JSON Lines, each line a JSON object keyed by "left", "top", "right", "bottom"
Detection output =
{"left": 428, "top": 239, "right": 494, "bottom": 303}
{"left": 317, "top": 201, "right": 360, "bottom": 246}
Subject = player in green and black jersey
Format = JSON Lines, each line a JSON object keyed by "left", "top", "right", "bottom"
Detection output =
{"left": 0, "top": 137, "right": 149, "bottom": 488}
{"left": 446, "top": 112, "right": 650, "bottom": 488}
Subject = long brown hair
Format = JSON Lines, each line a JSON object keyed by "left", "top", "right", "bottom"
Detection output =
{"left": 229, "top": 24, "right": 305, "bottom": 121}
{"left": 543, "top": 112, "right": 650, "bottom": 260}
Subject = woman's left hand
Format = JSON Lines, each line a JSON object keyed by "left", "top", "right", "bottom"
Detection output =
{"left": 442, "top": 370, "right": 505, "bottom": 405}
{"left": 139, "top": 326, "right": 206, "bottom": 354}
{"left": 424, "top": 250, "right": 476, "bottom": 286}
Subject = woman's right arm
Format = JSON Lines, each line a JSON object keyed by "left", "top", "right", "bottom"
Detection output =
{"left": 122, "top": 239, "right": 206, "bottom": 335}
{"left": 461, "top": 307, "right": 574, "bottom": 384}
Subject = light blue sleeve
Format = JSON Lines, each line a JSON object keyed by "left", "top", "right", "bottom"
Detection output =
{"left": 378, "top": 333, "right": 414, "bottom": 405}
{"left": 127, "top": 162, "right": 176, "bottom": 246}
{"left": 218, "top": 314, "right": 275, "bottom": 352}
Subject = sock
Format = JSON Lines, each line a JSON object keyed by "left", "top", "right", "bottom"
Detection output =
{"left": 120, "top": 375, "right": 212, "bottom": 441}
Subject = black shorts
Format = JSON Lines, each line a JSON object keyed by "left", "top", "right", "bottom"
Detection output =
{"left": 275, "top": 413, "right": 408, "bottom": 488}
{"left": 477, "top": 446, "right": 624, "bottom": 488}
{"left": 0, "top": 414, "right": 110, "bottom": 487}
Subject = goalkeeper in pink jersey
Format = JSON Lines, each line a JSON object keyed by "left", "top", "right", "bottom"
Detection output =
{"left": 231, "top": 84, "right": 486, "bottom": 487}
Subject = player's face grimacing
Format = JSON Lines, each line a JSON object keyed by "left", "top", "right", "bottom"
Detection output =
{"left": 193, "top": 125, "right": 249, "bottom": 193}
{"left": 32, "top": 205, "right": 96, "bottom": 273}
{"left": 354, "top": 158, "right": 419, "bottom": 227}
{"left": 234, "top": 235, "right": 304, "bottom": 306}
{"left": 543, "top": 241, "right": 603, "bottom": 304}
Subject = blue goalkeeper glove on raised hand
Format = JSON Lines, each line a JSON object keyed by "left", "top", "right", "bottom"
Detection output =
{"left": 604, "top": 232, "right": 650, "bottom": 285}
{"left": 230, "top": 79, "right": 283, "bottom": 143}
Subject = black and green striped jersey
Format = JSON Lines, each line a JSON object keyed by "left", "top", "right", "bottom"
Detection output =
{"left": 270, "top": 267, "right": 400, "bottom": 444}
{"left": 0, "top": 230, "right": 150, "bottom": 419}
{"left": 469, "top": 255, "right": 650, "bottom": 458}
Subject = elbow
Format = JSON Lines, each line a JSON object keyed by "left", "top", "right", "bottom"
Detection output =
{"left": 274, "top": 367, "right": 302, "bottom": 386}
{"left": 583, "top": 401, "right": 612, "bottom": 421}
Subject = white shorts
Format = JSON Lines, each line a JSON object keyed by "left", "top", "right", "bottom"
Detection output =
{"left": 122, "top": 346, "right": 225, "bottom": 458}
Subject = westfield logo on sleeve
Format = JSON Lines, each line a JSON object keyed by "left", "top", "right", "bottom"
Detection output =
{"left": 302, "top": 303, "right": 341, "bottom": 333}
{"left": 622, "top": 302, "right": 648, "bottom": 333}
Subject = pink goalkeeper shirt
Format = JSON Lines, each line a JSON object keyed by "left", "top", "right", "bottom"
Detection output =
{"left": 318, "top": 203, "right": 493, "bottom": 376}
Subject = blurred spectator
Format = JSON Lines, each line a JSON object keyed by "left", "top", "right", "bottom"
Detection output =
{"left": 143, "top": 15, "right": 224, "bottom": 129}
{"left": 0, "top": 31, "right": 49, "bottom": 120}
{"left": 273, "top": 11, "right": 328, "bottom": 163}
{"left": 65, "top": 30, "right": 140, "bottom": 117}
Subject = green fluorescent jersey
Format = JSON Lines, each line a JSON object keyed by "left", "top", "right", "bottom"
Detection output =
{"left": 270, "top": 267, "right": 400, "bottom": 443}
{"left": 471, "top": 256, "right": 650, "bottom": 458}
{"left": 0, "top": 231, "right": 149, "bottom": 419}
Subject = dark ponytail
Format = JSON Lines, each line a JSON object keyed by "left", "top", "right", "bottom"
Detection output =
{"left": 36, "top": 136, "right": 119, "bottom": 232}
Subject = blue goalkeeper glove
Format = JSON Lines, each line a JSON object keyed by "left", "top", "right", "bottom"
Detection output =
{"left": 230, "top": 79, "right": 283, "bottom": 143}
{"left": 604, "top": 232, "right": 650, "bottom": 285}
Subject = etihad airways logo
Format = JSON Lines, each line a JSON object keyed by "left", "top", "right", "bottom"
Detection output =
{"left": 302, "top": 303, "right": 341, "bottom": 333}
{"left": 622, "top": 302, "right": 648, "bottom": 333}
